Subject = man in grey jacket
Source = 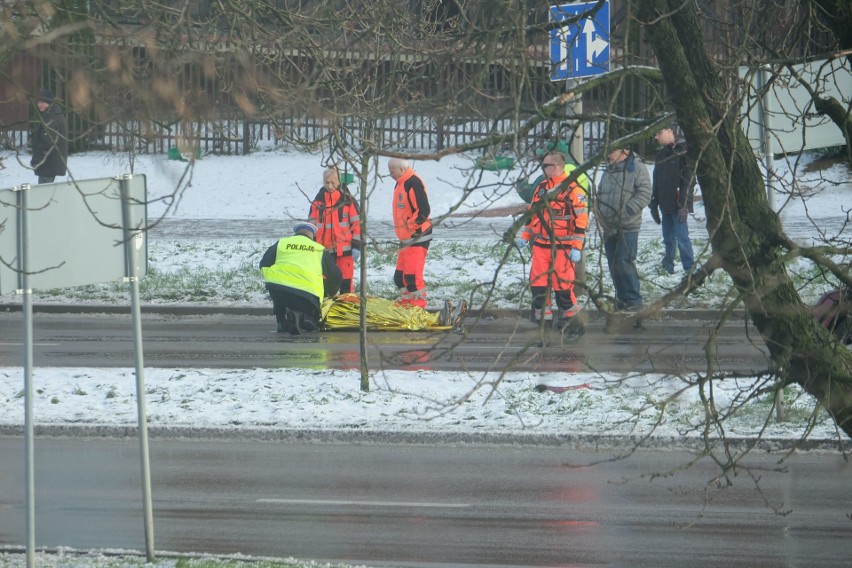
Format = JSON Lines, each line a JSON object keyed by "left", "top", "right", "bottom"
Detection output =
{"left": 595, "top": 148, "right": 652, "bottom": 311}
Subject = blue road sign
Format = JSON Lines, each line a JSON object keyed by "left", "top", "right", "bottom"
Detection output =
{"left": 550, "top": 2, "right": 610, "bottom": 81}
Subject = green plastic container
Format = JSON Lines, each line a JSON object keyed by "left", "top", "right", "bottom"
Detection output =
{"left": 515, "top": 174, "right": 545, "bottom": 204}
{"left": 476, "top": 155, "right": 515, "bottom": 171}
{"left": 167, "top": 147, "right": 201, "bottom": 161}
{"left": 536, "top": 140, "right": 570, "bottom": 159}
{"left": 340, "top": 171, "right": 355, "bottom": 185}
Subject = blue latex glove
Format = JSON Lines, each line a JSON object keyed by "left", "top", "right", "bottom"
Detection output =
{"left": 515, "top": 238, "right": 529, "bottom": 249}
{"left": 568, "top": 248, "right": 582, "bottom": 263}
{"left": 352, "top": 248, "right": 361, "bottom": 263}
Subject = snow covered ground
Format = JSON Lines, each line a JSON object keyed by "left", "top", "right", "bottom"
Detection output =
{"left": 0, "top": 146, "right": 849, "bottom": 568}
{"left": 0, "top": 147, "right": 849, "bottom": 443}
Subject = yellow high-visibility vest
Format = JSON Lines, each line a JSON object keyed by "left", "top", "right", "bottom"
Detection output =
{"left": 261, "top": 235, "right": 325, "bottom": 300}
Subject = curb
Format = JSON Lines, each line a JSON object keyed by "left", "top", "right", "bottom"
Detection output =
{"left": 0, "top": 424, "right": 843, "bottom": 452}
{"left": 0, "top": 303, "right": 741, "bottom": 322}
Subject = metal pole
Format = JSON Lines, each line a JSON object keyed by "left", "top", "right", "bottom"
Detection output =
{"left": 16, "top": 184, "right": 35, "bottom": 568}
{"left": 566, "top": 80, "right": 587, "bottom": 299}
{"left": 760, "top": 65, "right": 776, "bottom": 211}
{"left": 758, "top": 66, "right": 784, "bottom": 421}
{"left": 119, "top": 175, "right": 156, "bottom": 560}
{"left": 358, "top": 152, "right": 370, "bottom": 392}
{"left": 568, "top": 97, "right": 584, "bottom": 164}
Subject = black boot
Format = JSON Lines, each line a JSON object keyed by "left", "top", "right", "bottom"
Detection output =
{"left": 276, "top": 313, "right": 288, "bottom": 333}
{"left": 450, "top": 299, "right": 468, "bottom": 327}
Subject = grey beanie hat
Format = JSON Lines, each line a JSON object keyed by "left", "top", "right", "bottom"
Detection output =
{"left": 293, "top": 222, "right": 318, "bottom": 238}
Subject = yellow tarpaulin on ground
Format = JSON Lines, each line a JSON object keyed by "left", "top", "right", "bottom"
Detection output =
{"left": 321, "top": 294, "right": 452, "bottom": 331}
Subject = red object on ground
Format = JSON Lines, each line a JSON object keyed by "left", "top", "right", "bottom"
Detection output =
{"left": 534, "top": 383, "right": 591, "bottom": 393}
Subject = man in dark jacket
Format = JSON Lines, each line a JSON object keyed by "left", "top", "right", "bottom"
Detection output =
{"left": 31, "top": 88, "right": 68, "bottom": 184}
{"left": 259, "top": 222, "right": 342, "bottom": 334}
{"left": 650, "top": 123, "right": 695, "bottom": 274}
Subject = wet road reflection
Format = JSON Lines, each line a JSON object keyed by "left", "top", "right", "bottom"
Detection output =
{"left": 0, "top": 311, "right": 772, "bottom": 375}
{"left": 0, "top": 438, "right": 848, "bottom": 567}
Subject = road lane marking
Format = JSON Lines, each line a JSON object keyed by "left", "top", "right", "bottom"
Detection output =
{"left": 0, "top": 343, "right": 59, "bottom": 346}
{"left": 256, "top": 498, "right": 470, "bottom": 508}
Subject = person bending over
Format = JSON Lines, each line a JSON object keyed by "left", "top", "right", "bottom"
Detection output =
{"left": 260, "top": 222, "right": 342, "bottom": 334}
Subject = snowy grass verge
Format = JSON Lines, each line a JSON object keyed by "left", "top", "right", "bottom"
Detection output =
{"left": 0, "top": 367, "right": 837, "bottom": 441}
{"left": 0, "top": 549, "right": 366, "bottom": 568}
{"left": 0, "top": 235, "right": 809, "bottom": 308}
{"left": 11, "top": 235, "right": 837, "bottom": 312}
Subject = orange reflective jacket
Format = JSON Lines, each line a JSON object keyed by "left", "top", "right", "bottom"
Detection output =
{"left": 521, "top": 171, "right": 588, "bottom": 250}
{"left": 392, "top": 168, "right": 432, "bottom": 244}
{"left": 308, "top": 187, "right": 361, "bottom": 256}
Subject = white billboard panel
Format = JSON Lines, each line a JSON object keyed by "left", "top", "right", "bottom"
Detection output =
{"left": 0, "top": 176, "right": 147, "bottom": 294}
{"left": 741, "top": 58, "right": 851, "bottom": 153}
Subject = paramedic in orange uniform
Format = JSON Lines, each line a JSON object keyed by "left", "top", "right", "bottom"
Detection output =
{"left": 516, "top": 151, "right": 588, "bottom": 333}
{"left": 387, "top": 158, "right": 432, "bottom": 309}
{"left": 308, "top": 167, "right": 362, "bottom": 293}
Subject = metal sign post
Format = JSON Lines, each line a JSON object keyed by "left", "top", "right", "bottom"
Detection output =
{"left": 119, "top": 175, "right": 156, "bottom": 561}
{"left": 0, "top": 176, "right": 150, "bottom": 563}
{"left": 549, "top": 2, "right": 611, "bottom": 159}
{"left": 14, "top": 183, "right": 35, "bottom": 568}
{"left": 549, "top": 3, "right": 609, "bottom": 301}
{"left": 758, "top": 65, "right": 776, "bottom": 212}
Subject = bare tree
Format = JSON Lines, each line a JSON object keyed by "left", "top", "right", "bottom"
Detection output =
{"left": 634, "top": 0, "right": 851, "bottom": 439}
{"left": 1, "top": 0, "right": 850, "bottom": 441}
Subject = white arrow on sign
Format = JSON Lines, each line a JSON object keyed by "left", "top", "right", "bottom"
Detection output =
{"left": 549, "top": 1, "right": 611, "bottom": 80}
{"left": 582, "top": 18, "right": 607, "bottom": 63}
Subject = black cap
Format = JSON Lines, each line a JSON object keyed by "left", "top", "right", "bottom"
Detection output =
{"left": 660, "top": 119, "right": 682, "bottom": 138}
{"left": 38, "top": 88, "right": 54, "bottom": 103}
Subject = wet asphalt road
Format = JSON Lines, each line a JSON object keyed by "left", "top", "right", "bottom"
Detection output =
{"left": 0, "top": 308, "right": 770, "bottom": 374}
{"left": 0, "top": 437, "right": 849, "bottom": 567}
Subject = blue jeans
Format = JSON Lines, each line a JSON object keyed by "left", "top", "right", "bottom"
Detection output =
{"left": 603, "top": 231, "right": 642, "bottom": 309}
{"left": 661, "top": 212, "right": 694, "bottom": 273}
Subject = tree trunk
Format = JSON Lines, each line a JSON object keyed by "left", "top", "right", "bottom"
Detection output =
{"left": 637, "top": 0, "right": 852, "bottom": 440}
{"left": 811, "top": 0, "right": 852, "bottom": 63}
{"left": 813, "top": 95, "right": 852, "bottom": 162}
{"left": 802, "top": 0, "right": 852, "bottom": 163}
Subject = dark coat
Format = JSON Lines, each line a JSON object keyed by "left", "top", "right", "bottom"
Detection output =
{"left": 651, "top": 139, "right": 694, "bottom": 214}
{"left": 31, "top": 104, "right": 68, "bottom": 178}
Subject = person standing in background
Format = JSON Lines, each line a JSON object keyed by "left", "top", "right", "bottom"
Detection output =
{"left": 650, "top": 123, "right": 695, "bottom": 274}
{"left": 387, "top": 158, "right": 432, "bottom": 309}
{"left": 308, "top": 167, "right": 362, "bottom": 293}
{"left": 31, "top": 88, "right": 68, "bottom": 184}
{"left": 595, "top": 148, "right": 652, "bottom": 312}
{"left": 528, "top": 140, "right": 591, "bottom": 316}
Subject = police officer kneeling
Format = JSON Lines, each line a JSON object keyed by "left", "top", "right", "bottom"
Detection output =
{"left": 260, "top": 222, "right": 342, "bottom": 334}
